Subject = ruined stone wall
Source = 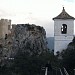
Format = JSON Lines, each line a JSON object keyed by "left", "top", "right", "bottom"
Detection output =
{"left": 0, "top": 19, "right": 11, "bottom": 39}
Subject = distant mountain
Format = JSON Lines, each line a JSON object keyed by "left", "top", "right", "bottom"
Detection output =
{"left": 47, "top": 37, "right": 54, "bottom": 50}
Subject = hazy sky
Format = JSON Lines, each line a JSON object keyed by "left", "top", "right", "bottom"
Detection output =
{"left": 0, "top": 0, "right": 75, "bottom": 37}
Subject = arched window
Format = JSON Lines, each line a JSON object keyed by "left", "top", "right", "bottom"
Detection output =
{"left": 61, "top": 24, "right": 67, "bottom": 34}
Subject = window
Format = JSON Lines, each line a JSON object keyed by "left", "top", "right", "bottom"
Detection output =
{"left": 61, "top": 24, "right": 67, "bottom": 34}
{"left": 5, "top": 34, "right": 7, "bottom": 39}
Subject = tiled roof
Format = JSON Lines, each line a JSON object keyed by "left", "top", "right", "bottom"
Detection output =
{"left": 53, "top": 7, "right": 75, "bottom": 20}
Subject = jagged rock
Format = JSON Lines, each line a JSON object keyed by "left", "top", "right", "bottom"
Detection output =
{"left": 0, "top": 24, "right": 48, "bottom": 66}
{"left": 12, "top": 24, "right": 48, "bottom": 56}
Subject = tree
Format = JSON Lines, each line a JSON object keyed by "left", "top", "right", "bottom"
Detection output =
{"left": 61, "top": 37, "right": 75, "bottom": 75}
{"left": 9, "top": 49, "right": 57, "bottom": 75}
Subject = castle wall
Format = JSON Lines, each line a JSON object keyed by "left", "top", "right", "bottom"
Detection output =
{"left": 0, "top": 19, "right": 11, "bottom": 39}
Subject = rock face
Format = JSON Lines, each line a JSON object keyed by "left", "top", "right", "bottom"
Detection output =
{"left": 0, "top": 24, "right": 48, "bottom": 65}
{"left": 12, "top": 24, "right": 48, "bottom": 56}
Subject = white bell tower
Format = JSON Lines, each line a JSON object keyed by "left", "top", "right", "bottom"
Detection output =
{"left": 53, "top": 7, "right": 75, "bottom": 55}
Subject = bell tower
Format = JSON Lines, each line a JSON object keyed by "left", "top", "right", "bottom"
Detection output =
{"left": 53, "top": 7, "right": 75, "bottom": 55}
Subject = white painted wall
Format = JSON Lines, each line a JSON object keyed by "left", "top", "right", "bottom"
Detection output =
{"left": 54, "top": 19, "right": 74, "bottom": 36}
{"left": 54, "top": 39, "right": 73, "bottom": 54}
{"left": 54, "top": 19, "right": 74, "bottom": 55}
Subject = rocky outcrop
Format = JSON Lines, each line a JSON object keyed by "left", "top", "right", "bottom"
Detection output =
{"left": 12, "top": 24, "right": 48, "bottom": 56}
{"left": 0, "top": 24, "right": 48, "bottom": 66}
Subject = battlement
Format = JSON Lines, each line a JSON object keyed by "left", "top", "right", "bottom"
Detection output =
{"left": 0, "top": 19, "right": 11, "bottom": 26}
{"left": 0, "top": 19, "right": 11, "bottom": 22}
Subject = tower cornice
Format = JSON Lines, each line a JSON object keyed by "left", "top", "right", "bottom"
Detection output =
{"left": 53, "top": 7, "right": 75, "bottom": 20}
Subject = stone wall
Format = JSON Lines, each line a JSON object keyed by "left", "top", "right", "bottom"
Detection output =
{"left": 0, "top": 19, "right": 11, "bottom": 39}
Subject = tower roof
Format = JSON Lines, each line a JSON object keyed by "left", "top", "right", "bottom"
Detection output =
{"left": 53, "top": 7, "right": 75, "bottom": 20}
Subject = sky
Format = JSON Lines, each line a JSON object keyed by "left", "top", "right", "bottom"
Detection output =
{"left": 0, "top": 0, "right": 75, "bottom": 37}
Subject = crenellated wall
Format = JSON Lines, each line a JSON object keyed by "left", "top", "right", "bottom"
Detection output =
{"left": 0, "top": 19, "right": 11, "bottom": 39}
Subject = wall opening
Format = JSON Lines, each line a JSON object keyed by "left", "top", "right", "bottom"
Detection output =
{"left": 5, "top": 34, "right": 7, "bottom": 39}
{"left": 61, "top": 24, "right": 67, "bottom": 34}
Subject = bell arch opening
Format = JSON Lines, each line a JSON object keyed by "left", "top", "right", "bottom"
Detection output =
{"left": 61, "top": 24, "right": 67, "bottom": 34}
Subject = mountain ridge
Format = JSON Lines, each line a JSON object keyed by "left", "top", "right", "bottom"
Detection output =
{"left": 47, "top": 37, "right": 54, "bottom": 50}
